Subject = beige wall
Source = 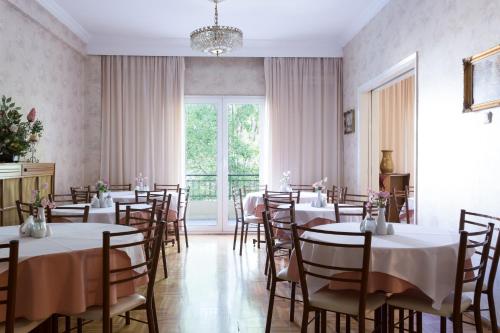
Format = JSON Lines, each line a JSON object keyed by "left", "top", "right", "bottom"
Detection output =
{"left": 185, "top": 57, "right": 265, "bottom": 96}
{"left": 0, "top": 0, "right": 92, "bottom": 192}
{"left": 343, "top": 0, "right": 500, "bottom": 321}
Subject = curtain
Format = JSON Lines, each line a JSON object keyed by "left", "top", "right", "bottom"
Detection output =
{"left": 264, "top": 58, "right": 343, "bottom": 189}
{"left": 378, "top": 75, "right": 415, "bottom": 184}
{"left": 100, "top": 56, "right": 185, "bottom": 185}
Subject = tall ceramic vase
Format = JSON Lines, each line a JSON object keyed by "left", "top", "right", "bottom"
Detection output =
{"left": 31, "top": 207, "right": 47, "bottom": 238}
{"left": 375, "top": 207, "right": 387, "bottom": 235}
{"left": 380, "top": 150, "right": 394, "bottom": 174}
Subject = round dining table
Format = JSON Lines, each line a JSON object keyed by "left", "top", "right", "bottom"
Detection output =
{"left": 108, "top": 190, "right": 178, "bottom": 209}
{"left": 292, "top": 203, "right": 364, "bottom": 224}
{"left": 243, "top": 191, "right": 326, "bottom": 216}
{"left": 287, "top": 223, "right": 468, "bottom": 309}
{"left": 0, "top": 223, "right": 146, "bottom": 321}
{"left": 51, "top": 203, "right": 152, "bottom": 224}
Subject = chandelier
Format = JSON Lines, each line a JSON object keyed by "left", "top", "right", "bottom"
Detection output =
{"left": 190, "top": 0, "right": 243, "bottom": 56}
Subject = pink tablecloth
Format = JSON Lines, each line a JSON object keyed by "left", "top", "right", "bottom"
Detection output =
{"left": 0, "top": 223, "right": 147, "bottom": 321}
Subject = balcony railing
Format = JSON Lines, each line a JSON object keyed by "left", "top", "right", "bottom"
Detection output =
{"left": 186, "top": 174, "right": 260, "bottom": 200}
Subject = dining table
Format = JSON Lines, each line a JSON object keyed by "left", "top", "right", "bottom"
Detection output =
{"left": 287, "top": 222, "right": 470, "bottom": 309}
{"left": 243, "top": 191, "right": 326, "bottom": 216}
{"left": 0, "top": 223, "right": 147, "bottom": 322}
{"left": 291, "top": 202, "right": 364, "bottom": 224}
{"left": 107, "top": 190, "right": 179, "bottom": 207}
{"left": 51, "top": 203, "right": 152, "bottom": 224}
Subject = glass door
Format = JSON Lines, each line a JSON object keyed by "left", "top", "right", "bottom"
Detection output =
{"left": 184, "top": 96, "right": 265, "bottom": 232}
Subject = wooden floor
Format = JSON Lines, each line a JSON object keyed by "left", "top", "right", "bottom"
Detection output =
{"left": 79, "top": 235, "right": 490, "bottom": 333}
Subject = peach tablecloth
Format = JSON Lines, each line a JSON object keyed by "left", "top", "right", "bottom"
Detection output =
{"left": 287, "top": 223, "right": 468, "bottom": 309}
{"left": 52, "top": 203, "right": 152, "bottom": 224}
{"left": 0, "top": 223, "right": 146, "bottom": 321}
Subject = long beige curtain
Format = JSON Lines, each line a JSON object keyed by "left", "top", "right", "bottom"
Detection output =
{"left": 264, "top": 58, "right": 343, "bottom": 189}
{"left": 378, "top": 75, "right": 415, "bottom": 183}
{"left": 100, "top": 56, "right": 184, "bottom": 185}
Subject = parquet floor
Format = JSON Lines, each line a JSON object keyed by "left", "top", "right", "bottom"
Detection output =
{"left": 79, "top": 235, "right": 490, "bottom": 333}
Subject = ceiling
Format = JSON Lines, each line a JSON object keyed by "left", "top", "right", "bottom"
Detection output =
{"left": 38, "top": 0, "right": 390, "bottom": 57}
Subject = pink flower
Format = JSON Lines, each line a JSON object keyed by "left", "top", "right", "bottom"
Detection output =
{"left": 27, "top": 108, "right": 36, "bottom": 122}
{"left": 42, "top": 183, "right": 49, "bottom": 190}
{"left": 40, "top": 197, "right": 49, "bottom": 208}
{"left": 379, "top": 191, "right": 391, "bottom": 199}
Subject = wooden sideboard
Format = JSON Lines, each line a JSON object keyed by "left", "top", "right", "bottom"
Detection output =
{"left": 379, "top": 173, "right": 410, "bottom": 222}
{"left": 0, "top": 163, "right": 55, "bottom": 226}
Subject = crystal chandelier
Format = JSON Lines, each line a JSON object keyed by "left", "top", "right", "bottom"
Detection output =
{"left": 190, "top": 0, "right": 243, "bottom": 56}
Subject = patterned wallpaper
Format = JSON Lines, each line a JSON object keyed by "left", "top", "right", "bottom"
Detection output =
{"left": 0, "top": 0, "right": 94, "bottom": 191}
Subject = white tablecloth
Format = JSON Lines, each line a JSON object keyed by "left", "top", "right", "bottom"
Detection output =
{"left": 108, "top": 191, "right": 178, "bottom": 211}
{"left": 299, "top": 223, "right": 467, "bottom": 309}
{"left": 291, "top": 203, "right": 364, "bottom": 224}
{"left": 243, "top": 191, "right": 326, "bottom": 216}
{"left": 0, "top": 223, "right": 145, "bottom": 274}
{"left": 52, "top": 203, "right": 151, "bottom": 224}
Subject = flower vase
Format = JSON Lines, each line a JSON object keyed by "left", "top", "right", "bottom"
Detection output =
{"left": 99, "top": 191, "right": 106, "bottom": 208}
{"left": 31, "top": 207, "right": 47, "bottom": 238}
{"left": 316, "top": 189, "right": 323, "bottom": 207}
{"left": 375, "top": 207, "right": 387, "bottom": 235}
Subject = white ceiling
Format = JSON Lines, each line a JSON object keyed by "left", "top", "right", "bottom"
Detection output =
{"left": 38, "top": 0, "right": 390, "bottom": 57}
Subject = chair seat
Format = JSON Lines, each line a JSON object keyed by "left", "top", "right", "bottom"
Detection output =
{"left": 0, "top": 318, "right": 44, "bottom": 333}
{"left": 462, "top": 281, "right": 487, "bottom": 293}
{"left": 275, "top": 240, "right": 293, "bottom": 250}
{"left": 387, "top": 293, "right": 472, "bottom": 317}
{"left": 277, "top": 267, "right": 291, "bottom": 281}
{"left": 309, "top": 289, "right": 386, "bottom": 316}
{"left": 77, "top": 294, "right": 146, "bottom": 321}
{"left": 245, "top": 215, "right": 263, "bottom": 224}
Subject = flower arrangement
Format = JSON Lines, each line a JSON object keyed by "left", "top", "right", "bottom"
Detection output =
{"left": 32, "top": 183, "right": 55, "bottom": 209}
{"left": 135, "top": 173, "right": 149, "bottom": 190}
{"left": 312, "top": 177, "right": 328, "bottom": 191}
{"left": 96, "top": 180, "right": 109, "bottom": 193}
{"left": 280, "top": 171, "right": 292, "bottom": 192}
{"left": 0, "top": 96, "right": 43, "bottom": 162}
{"left": 367, "top": 190, "right": 390, "bottom": 209}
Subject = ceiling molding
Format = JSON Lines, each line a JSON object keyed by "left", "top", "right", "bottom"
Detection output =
{"left": 87, "top": 37, "right": 343, "bottom": 58}
{"left": 36, "top": 0, "right": 90, "bottom": 43}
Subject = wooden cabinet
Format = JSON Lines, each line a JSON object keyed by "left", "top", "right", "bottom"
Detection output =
{"left": 0, "top": 163, "right": 55, "bottom": 226}
{"left": 379, "top": 173, "right": 410, "bottom": 222}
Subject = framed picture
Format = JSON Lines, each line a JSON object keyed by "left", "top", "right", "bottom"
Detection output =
{"left": 463, "top": 44, "right": 500, "bottom": 112}
{"left": 344, "top": 109, "right": 355, "bottom": 134}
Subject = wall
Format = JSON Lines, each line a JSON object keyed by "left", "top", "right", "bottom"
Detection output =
{"left": 185, "top": 57, "right": 265, "bottom": 96}
{"left": 0, "top": 0, "right": 92, "bottom": 193}
{"left": 343, "top": 0, "right": 500, "bottom": 322}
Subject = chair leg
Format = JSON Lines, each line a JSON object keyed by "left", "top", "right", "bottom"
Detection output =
{"left": 473, "top": 303, "right": 483, "bottom": 333}
{"left": 146, "top": 304, "right": 156, "bottom": 333}
{"left": 301, "top": 307, "right": 309, "bottom": 333}
{"left": 244, "top": 223, "right": 249, "bottom": 243}
{"left": 264, "top": 255, "right": 269, "bottom": 275}
{"left": 52, "top": 316, "right": 59, "bottom": 333}
{"left": 77, "top": 318, "right": 83, "bottom": 333}
{"left": 488, "top": 290, "right": 498, "bottom": 333}
{"left": 399, "top": 308, "right": 405, "bottom": 333}
{"left": 388, "top": 306, "right": 395, "bottom": 333}
{"left": 233, "top": 219, "right": 239, "bottom": 251}
{"left": 409, "top": 310, "right": 414, "bottom": 333}
{"left": 315, "top": 311, "right": 321, "bottom": 333}
{"left": 290, "top": 282, "right": 296, "bottom": 322}
{"left": 65, "top": 316, "right": 71, "bottom": 332}
{"left": 266, "top": 267, "right": 271, "bottom": 290}
{"left": 320, "top": 310, "right": 327, "bottom": 333}
{"left": 161, "top": 241, "right": 168, "bottom": 279}
{"left": 257, "top": 223, "right": 261, "bottom": 249}
{"left": 335, "top": 312, "right": 340, "bottom": 332}
{"left": 440, "top": 316, "right": 446, "bottom": 333}
{"left": 416, "top": 312, "right": 422, "bottom": 333}
{"left": 265, "top": 280, "right": 276, "bottom": 333}
{"left": 382, "top": 303, "right": 388, "bottom": 333}
{"left": 346, "top": 314, "right": 351, "bottom": 333}
{"left": 125, "top": 311, "right": 131, "bottom": 325}
{"left": 152, "top": 297, "right": 159, "bottom": 333}
{"left": 175, "top": 221, "right": 180, "bottom": 253}
{"left": 183, "top": 219, "right": 188, "bottom": 248}
{"left": 453, "top": 313, "right": 463, "bottom": 333}
{"left": 375, "top": 307, "right": 381, "bottom": 332}
{"left": 239, "top": 222, "right": 246, "bottom": 256}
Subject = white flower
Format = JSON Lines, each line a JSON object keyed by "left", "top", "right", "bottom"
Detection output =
{"left": 9, "top": 124, "right": 18, "bottom": 133}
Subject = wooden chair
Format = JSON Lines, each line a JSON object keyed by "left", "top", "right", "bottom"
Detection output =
{"left": 262, "top": 207, "right": 297, "bottom": 332}
{"left": 153, "top": 194, "right": 173, "bottom": 279}
{"left": 167, "top": 188, "right": 190, "bottom": 253}
{"left": 459, "top": 210, "right": 500, "bottom": 333}
{"left": 153, "top": 183, "right": 180, "bottom": 192}
{"left": 48, "top": 193, "right": 74, "bottom": 205}
{"left": 46, "top": 206, "right": 90, "bottom": 223}
{"left": 327, "top": 186, "right": 348, "bottom": 203}
{"left": 122, "top": 200, "right": 157, "bottom": 230}
{"left": 108, "top": 184, "right": 132, "bottom": 191}
{"left": 334, "top": 202, "right": 367, "bottom": 222}
{"left": 232, "top": 188, "right": 263, "bottom": 256}
{"left": 70, "top": 187, "right": 91, "bottom": 204}
{"left": 75, "top": 221, "right": 166, "bottom": 333}
{"left": 264, "top": 190, "right": 301, "bottom": 203}
{"left": 290, "top": 184, "right": 314, "bottom": 192}
{"left": 392, "top": 186, "right": 411, "bottom": 224}
{"left": 291, "top": 224, "right": 385, "bottom": 333}
{"left": 388, "top": 222, "right": 494, "bottom": 333}
{"left": 15, "top": 200, "right": 35, "bottom": 224}
{"left": 343, "top": 193, "right": 369, "bottom": 205}
{"left": 0, "top": 240, "right": 44, "bottom": 333}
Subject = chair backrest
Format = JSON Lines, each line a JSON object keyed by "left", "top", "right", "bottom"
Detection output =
{"left": 70, "top": 187, "right": 91, "bottom": 204}
{"left": 290, "top": 184, "right": 314, "bottom": 192}
{"left": 108, "top": 184, "right": 131, "bottom": 191}
{"left": 334, "top": 202, "right": 366, "bottom": 222}
{"left": 102, "top": 221, "right": 165, "bottom": 328}
{"left": 147, "top": 190, "right": 167, "bottom": 213}
{"left": 176, "top": 188, "right": 190, "bottom": 221}
{"left": 392, "top": 187, "right": 410, "bottom": 223}
{"left": 48, "top": 193, "right": 74, "bottom": 205}
{"left": 264, "top": 190, "right": 301, "bottom": 203}
{"left": 343, "top": 193, "right": 369, "bottom": 205}
{"left": 15, "top": 200, "right": 34, "bottom": 225}
{"left": 151, "top": 193, "right": 172, "bottom": 223}
{"left": 459, "top": 210, "right": 500, "bottom": 294}
{"left": 154, "top": 183, "right": 180, "bottom": 192}
{"left": 453, "top": 222, "right": 494, "bottom": 316}
{"left": 263, "top": 197, "right": 296, "bottom": 241}
{"left": 291, "top": 224, "right": 372, "bottom": 317}
{"left": 46, "top": 206, "right": 90, "bottom": 223}
{"left": 327, "top": 186, "right": 348, "bottom": 204}
{"left": 123, "top": 200, "right": 157, "bottom": 231}
{"left": 0, "top": 240, "right": 18, "bottom": 333}
{"left": 232, "top": 188, "right": 244, "bottom": 224}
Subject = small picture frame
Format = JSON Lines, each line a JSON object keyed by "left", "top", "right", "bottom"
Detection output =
{"left": 344, "top": 109, "right": 355, "bottom": 134}
{"left": 463, "top": 44, "right": 500, "bottom": 112}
